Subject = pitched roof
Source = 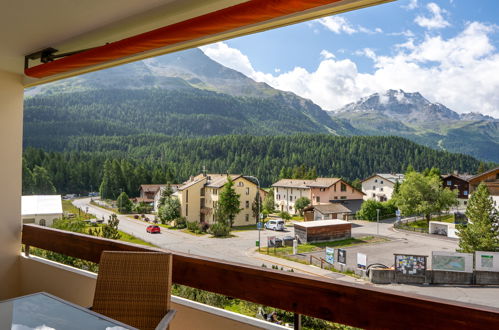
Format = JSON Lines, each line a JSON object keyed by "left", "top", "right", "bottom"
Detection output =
{"left": 272, "top": 178, "right": 341, "bottom": 189}
{"left": 139, "top": 184, "right": 166, "bottom": 193}
{"left": 313, "top": 203, "right": 352, "bottom": 214}
{"left": 361, "top": 173, "right": 405, "bottom": 184}
{"left": 205, "top": 174, "right": 241, "bottom": 188}
{"left": 441, "top": 173, "right": 473, "bottom": 182}
{"left": 468, "top": 167, "right": 499, "bottom": 183}
{"left": 22, "top": 195, "right": 63, "bottom": 216}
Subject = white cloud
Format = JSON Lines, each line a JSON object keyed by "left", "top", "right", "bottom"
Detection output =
{"left": 320, "top": 50, "right": 335, "bottom": 59}
{"left": 316, "top": 16, "right": 382, "bottom": 35}
{"left": 200, "top": 22, "right": 499, "bottom": 118}
{"left": 318, "top": 16, "right": 356, "bottom": 34}
{"left": 200, "top": 42, "right": 255, "bottom": 77}
{"left": 415, "top": 2, "right": 450, "bottom": 29}
{"left": 403, "top": 0, "right": 418, "bottom": 10}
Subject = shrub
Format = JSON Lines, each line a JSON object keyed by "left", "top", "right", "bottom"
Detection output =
{"left": 175, "top": 217, "right": 187, "bottom": 229}
{"left": 278, "top": 211, "right": 291, "bottom": 220}
{"left": 210, "top": 222, "right": 231, "bottom": 237}
{"left": 186, "top": 221, "right": 199, "bottom": 232}
{"left": 201, "top": 222, "right": 210, "bottom": 232}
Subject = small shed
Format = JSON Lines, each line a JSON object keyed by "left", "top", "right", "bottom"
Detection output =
{"left": 303, "top": 203, "right": 352, "bottom": 221}
{"left": 294, "top": 219, "right": 352, "bottom": 243}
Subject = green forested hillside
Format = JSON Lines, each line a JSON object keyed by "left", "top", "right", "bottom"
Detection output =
{"left": 24, "top": 88, "right": 334, "bottom": 148}
{"left": 23, "top": 135, "right": 484, "bottom": 195}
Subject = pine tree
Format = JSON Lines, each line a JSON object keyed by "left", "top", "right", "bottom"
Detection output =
{"left": 251, "top": 192, "right": 262, "bottom": 222}
{"left": 263, "top": 188, "right": 275, "bottom": 213}
{"left": 116, "top": 191, "right": 133, "bottom": 213}
{"left": 457, "top": 183, "right": 499, "bottom": 252}
{"left": 218, "top": 176, "right": 241, "bottom": 227}
{"left": 22, "top": 159, "right": 34, "bottom": 194}
{"left": 102, "top": 214, "right": 121, "bottom": 239}
{"left": 32, "top": 166, "right": 56, "bottom": 194}
{"left": 477, "top": 162, "right": 486, "bottom": 174}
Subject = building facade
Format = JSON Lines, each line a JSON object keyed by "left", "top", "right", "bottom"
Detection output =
{"left": 468, "top": 167, "right": 499, "bottom": 210}
{"left": 441, "top": 173, "right": 472, "bottom": 210}
{"left": 361, "top": 174, "right": 404, "bottom": 202}
{"left": 177, "top": 174, "right": 259, "bottom": 226}
{"left": 272, "top": 178, "right": 364, "bottom": 214}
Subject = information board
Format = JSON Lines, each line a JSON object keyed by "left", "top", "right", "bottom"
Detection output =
{"left": 338, "top": 249, "right": 347, "bottom": 265}
{"left": 394, "top": 254, "right": 426, "bottom": 275}
{"left": 325, "top": 247, "right": 334, "bottom": 264}
{"left": 357, "top": 253, "right": 367, "bottom": 270}
{"left": 475, "top": 251, "right": 499, "bottom": 272}
{"left": 432, "top": 251, "right": 473, "bottom": 273}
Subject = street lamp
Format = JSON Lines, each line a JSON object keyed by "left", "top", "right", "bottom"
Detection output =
{"left": 376, "top": 208, "right": 380, "bottom": 235}
{"left": 245, "top": 175, "right": 261, "bottom": 251}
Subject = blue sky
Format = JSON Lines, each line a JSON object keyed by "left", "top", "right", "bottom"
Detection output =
{"left": 201, "top": 0, "right": 499, "bottom": 117}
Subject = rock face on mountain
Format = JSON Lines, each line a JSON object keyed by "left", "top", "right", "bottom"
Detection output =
{"left": 330, "top": 89, "right": 498, "bottom": 162}
{"left": 335, "top": 89, "right": 461, "bottom": 122}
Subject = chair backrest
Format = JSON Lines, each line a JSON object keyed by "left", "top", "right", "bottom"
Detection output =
{"left": 93, "top": 251, "right": 172, "bottom": 330}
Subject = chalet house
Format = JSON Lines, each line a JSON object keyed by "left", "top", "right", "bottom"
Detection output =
{"left": 177, "top": 174, "right": 259, "bottom": 226}
{"left": 441, "top": 173, "right": 472, "bottom": 209}
{"left": 361, "top": 173, "right": 404, "bottom": 202}
{"left": 138, "top": 184, "right": 165, "bottom": 203}
{"left": 272, "top": 178, "right": 364, "bottom": 214}
{"left": 468, "top": 167, "right": 499, "bottom": 210}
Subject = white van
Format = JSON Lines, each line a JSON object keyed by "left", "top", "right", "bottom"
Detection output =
{"left": 264, "top": 219, "right": 285, "bottom": 231}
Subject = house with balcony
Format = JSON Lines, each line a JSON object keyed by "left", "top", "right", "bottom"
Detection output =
{"left": 177, "top": 173, "right": 258, "bottom": 226}
{"left": 1, "top": 0, "right": 498, "bottom": 329}
{"left": 469, "top": 167, "right": 499, "bottom": 210}
{"left": 273, "top": 178, "right": 364, "bottom": 214}
{"left": 361, "top": 173, "right": 404, "bottom": 202}
{"left": 441, "top": 173, "right": 472, "bottom": 210}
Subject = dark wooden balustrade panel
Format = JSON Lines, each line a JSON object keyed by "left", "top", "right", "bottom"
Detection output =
{"left": 22, "top": 224, "right": 499, "bottom": 329}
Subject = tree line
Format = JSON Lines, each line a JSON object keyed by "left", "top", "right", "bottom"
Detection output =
{"left": 22, "top": 135, "right": 491, "bottom": 195}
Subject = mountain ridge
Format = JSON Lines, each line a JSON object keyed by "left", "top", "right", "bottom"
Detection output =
{"left": 24, "top": 49, "right": 498, "bottom": 162}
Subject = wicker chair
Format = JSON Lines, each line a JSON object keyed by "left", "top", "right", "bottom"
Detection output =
{"left": 92, "top": 251, "right": 176, "bottom": 330}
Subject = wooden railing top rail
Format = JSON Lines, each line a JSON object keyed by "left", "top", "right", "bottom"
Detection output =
{"left": 22, "top": 224, "right": 499, "bottom": 329}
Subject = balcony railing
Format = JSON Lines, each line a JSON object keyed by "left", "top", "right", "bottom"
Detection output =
{"left": 22, "top": 224, "right": 499, "bottom": 329}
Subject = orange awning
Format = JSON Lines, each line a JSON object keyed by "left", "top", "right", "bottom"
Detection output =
{"left": 25, "top": 0, "right": 343, "bottom": 78}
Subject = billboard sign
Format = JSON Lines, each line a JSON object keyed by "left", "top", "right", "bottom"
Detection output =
{"left": 357, "top": 253, "right": 367, "bottom": 270}
{"left": 338, "top": 249, "right": 347, "bottom": 265}
{"left": 325, "top": 247, "right": 334, "bottom": 264}
{"left": 394, "top": 254, "right": 426, "bottom": 275}
{"left": 475, "top": 251, "right": 499, "bottom": 272}
{"left": 432, "top": 251, "right": 473, "bottom": 273}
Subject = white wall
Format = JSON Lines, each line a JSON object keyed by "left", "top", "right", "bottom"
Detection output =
{"left": 0, "top": 70, "right": 24, "bottom": 298}
{"left": 274, "top": 187, "right": 309, "bottom": 214}
{"left": 362, "top": 176, "right": 394, "bottom": 202}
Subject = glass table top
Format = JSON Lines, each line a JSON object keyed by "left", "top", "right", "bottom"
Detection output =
{"left": 0, "top": 292, "right": 136, "bottom": 330}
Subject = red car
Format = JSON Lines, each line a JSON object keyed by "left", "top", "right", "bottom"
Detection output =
{"left": 146, "top": 225, "right": 161, "bottom": 234}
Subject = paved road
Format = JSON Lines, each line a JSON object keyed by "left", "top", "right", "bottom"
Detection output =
{"left": 73, "top": 198, "right": 499, "bottom": 308}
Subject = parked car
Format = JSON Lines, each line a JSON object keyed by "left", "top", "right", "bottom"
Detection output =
{"left": 264, "top": 219, "right": 285, "bottom": 231}
{"left": 146, "top": 225, "right": 161, "bottom": 234}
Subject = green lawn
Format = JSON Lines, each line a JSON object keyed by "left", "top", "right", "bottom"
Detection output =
{"left": 405, "top": 214, "right": 455, "bottom": 230}
{"left": 232, "top": 224, "right": 257, "bottom": 231}
{"left": 62, "top": 200, "right": 93, "bottom": 220}
{"left": 81, "top": 224, "right": 156, "bottom": 247}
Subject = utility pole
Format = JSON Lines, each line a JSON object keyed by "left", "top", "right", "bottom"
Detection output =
{"left": 376, "top": 208, "right": 380, "bottom": 235}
